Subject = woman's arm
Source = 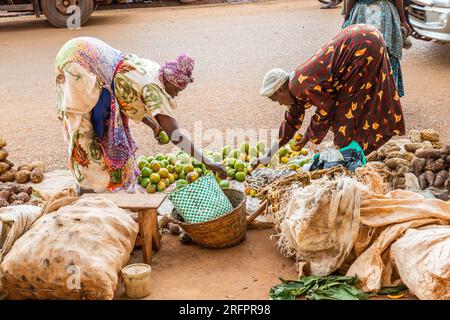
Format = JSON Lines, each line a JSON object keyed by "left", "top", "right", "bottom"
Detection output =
{"left": 344, "top": 0, "right": 356, "bottom": 20}
{"left": 142, "top": 116, "right": 161, "bottom": 142}
{"left": 394, "top": 0, "right": 413, "bottom": 34}
{"left": 155, "top": 114, "right": 227, "bottom": 177}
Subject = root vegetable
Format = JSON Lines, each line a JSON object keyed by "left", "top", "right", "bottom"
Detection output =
{"left": 17, "top": 185, "right": 32, "bottom": 195}
{"left": 0, "top": 161, "right": 9, "bottom": 174}
{"left": 0, "top": 149, "right": 8, "bottom": 161}
{"left": 378, "top": 143, "right": 401, "bottom": 159}
{"left": 167, "top": 222, "right": 181, "bottom": 235}
{"left": 15, "top": 170, "right": 31, "bottom": 184}
{"left": 18, "top": 163, "right": 34, "bottom": 172}
{"left": 0, "top": 199, "right": 8, "bottom": 207}
{"left": 384, "top": 151, "right": 415, "bottom": 162}
{"left": 0, "top": 190, "right": 10, "bottom": 202}
{"left": 418, "top": 173, "right": 429, "bottom": 190}
{"left": 15, "top": 192, "right": 30, "bottom": 203}
{"left": 408, "top": 130, "right": 422, "bottom": 143}
{"left": 384, "top": 158, "right": 411, "bottom": 170}
{"left": 412, "top": 158, "right": 426, "bottom": 176}
{"left": 434, "top": 170, "right": 449, "bottom": 188}
{"left": 436, "top": 191, "right": 449, "bottom": 201}
{"left": 366, "top": 151, "right": 378, "bottom": 162}
{"left": 0, "top": 137, "right": 6, "bottom": 149}
{"left": 415, "top": 148, "right": 441, "bottom": 159}
{"left": 424, "top": 171, "right": 435, "bottom": 186}
{"left": 31, "top": 161, "right": 45, "bottom": 172}
{"left": 446, "top": 178, "right": 450, "bottom": 192}
{"left": 30, "top": 168, "right": 44, "bottom": 183}
{"left": 432, "top": 142, "right": 443, "bottom": 149}
{"left": 0, "top": 171, "right": 15, "bottom": 183}
{"left": 424, "top": 158, "right": 448, "bottom": 172}
{"left": 393, "top": 177, "right": 406, "bottom": 188}
{"left": 446, "top": 155, "right": 450, "bottom": 163}
{"left": 404, "top": 143, "right": 423, "bottom": 153}
{"left": 420, "top": 129, "right": 440, "bottom": 142}
{"left": 443, "top": 145, "right": 450, "bottom": 156}
{"left": 10, "top": 200, "right": 24, "bottom": 206}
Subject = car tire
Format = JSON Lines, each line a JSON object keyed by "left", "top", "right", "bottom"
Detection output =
{"left": 41, "top": 0, "right": 94, "bottom": 28}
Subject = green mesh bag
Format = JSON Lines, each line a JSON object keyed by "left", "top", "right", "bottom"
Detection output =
{"left": 168, "top": 175, "right": 233, "bottom": 224}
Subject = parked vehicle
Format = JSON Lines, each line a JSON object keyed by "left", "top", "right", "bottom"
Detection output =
{"left": 0, "top": 0, "right": 113, "bottom": 28}
{"left": 409, "top": 0, "right": 450, "bottom": 42}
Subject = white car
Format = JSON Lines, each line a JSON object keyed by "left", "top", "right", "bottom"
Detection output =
{"left": 409, "top": 0, "right": 450, "bottom": 42}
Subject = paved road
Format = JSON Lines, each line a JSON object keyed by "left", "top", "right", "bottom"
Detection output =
{"left": 0, "top": 0, "right": 449, "bottom": 170}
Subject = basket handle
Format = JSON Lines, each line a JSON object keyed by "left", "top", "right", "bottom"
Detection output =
{"left": 246, "top": 199, "right": 268, "bottom": 225}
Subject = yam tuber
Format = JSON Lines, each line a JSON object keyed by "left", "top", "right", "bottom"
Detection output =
{"left": 0, "top": 199, "right": 8, "bottom": 207}
{"left": 31, "top": 161, "right": 45, "bottom": 172}
{"left": 420, "top": 129, "right": 440, "bottom": 142}
{"left": 443, "top": 145, "right": 450, "bottom": 156}
{"left": 415, "top": 148, "right": 441, "bottom": 159}
{"left": 404, "top": 143, "right": 423, "bottom": 153}
{"left": 412, "top": 158, "right": 426, "bottom": 176}
{"left": 436, "top": 191, "right": 449, "bottom": 201}
{"left": 384, "top": 158, "right": 411, "bottom": 170}
{"left": 3, "top": 159, "right": 14, "bottom": 168}
{"left": 30, "top": 168, "right": 44, "bottom": 183}
{"left": 0, "top": 149, "right": 8, "bottom": 161}
{"left": 424, "top": 171, "right": 435, "bottom": 186}
{"left": 10, "top": 200, "right": 24, "bottom": 206}
{"left": 0, "top": 171, "right": 15, "bottom": 183}
{"left": 17, "top": 185, "right": 33, "bottom": 195}
{"left": 0, "top": 137, "right": 6, "bottom": 149}
{"left": 18, "top": 164, "right": 34, "bottom": 172}
{"left": 434, "top": 170, "right": 449, "bottom": 188}
{"left": 0, "top": 161, "right": 9, "bottom": 174}
{"left": 418, "top": 173, "right": 429, "bottom": 190}
{"left": 15, "top": 170, "right": 31, "bottom": 184}
{"left": 15, "top": 192, "right": 30, "bottom": 203}
{"left": 384, "top": 151, "right": 415, "bottom": 162}
{"left": 424, "top": 158, "right": 448, "bottom": 172}
{"left": 0, "top": 190, "right": 10, "bottom": 202}
{"left": 446, "top": 155, "right": 450, "bottom": 163}
{"left": 408, "top": 130, "right": 422, "bottom": 143}
{"left": 366, "top": 151, "right": 379, "bottom": 162}
{"left": 432, "top": 142, "right": 443, "bottom": 149}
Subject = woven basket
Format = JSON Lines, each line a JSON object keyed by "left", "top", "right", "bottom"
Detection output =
{"left": 171, "top": 188, "right": 247, "bottom": 249}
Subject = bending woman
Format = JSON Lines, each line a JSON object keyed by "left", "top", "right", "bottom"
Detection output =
{"left": 55, "top": 37, "right": 226, "bottom": 193}
{"left": 254, "top": 25, "right": 405, "bottom": 167}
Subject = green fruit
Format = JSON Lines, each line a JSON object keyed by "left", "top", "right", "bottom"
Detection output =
{"left": 186, "top": 171, "right": 200, "bottom": 184}
{"left": 157, "top": 181, "right": 166, "bottom": 192}
{"left": 195, "top": 167, "right": 203, "bottom": 176}
{"left": 176, "top": 179, "right": 188, "bottom": 188}
{"left": 168, "top": 173, "right": 175, "bottom": 184}
{"left": 202, "top": 164, "right": 207, "bottom": 172}
{"left": 167, "top": 165, "right": 175, "bottom": 173}
{"left": 222, "top": 146, "right": 232, "bottom": 157}
{"left": 172, "top": 172, "right": 179, "bottom": 180}
{"left": 225, "top": 158, "right": 237, "bottom": 168}
{"left": 226, "top": 166, "right": 234, "bottom": 172}
{"left": 138, "top": 159, "right": 148, "bottom": 171}
{"left": 150, "top": 160, "right": 160, "bottom": 173}
{"left": 163, "top": 159, "right": 170, "bottom": 168}
{"left": 140, "top": 177, "right": 150, "bottom": 188}
{"left": 183, "top": 164, "right": 194, "bottom": 174}
{"left": 212, "top": 152, "right": 222, "bottom": 162}
{"left": 177, "top": 150, "right": 185, "bottom": 156}
{"left": 138, "top": 175, "right": 143, "bottom": 184}
{"left": 158, "top": 131, "right": 170, "bottom": 144}
{"left": 234, "top": 160, "right": 245, "bottom": 172}
{"left": 163, "top": 178, "right": 170, "bottom": 187}
{"left": 177, "top": 153, "right": 191, "bottom": 165}
{"left": 141, "top": 167, "right": 151, "bottom": 178}
{"left": 159, "top": 168, "right": 169, "bottom": 178}
{"left": 219, "top": 180, "right": 230, "bottom": 189}
{"left": 179, "top": 172, "right": 186, "bottom": 180}
{"left": 248, "top": 147, "right": 258, "bottom": 157}
{"left": 235, "top": 171, "right": 246, "bottom": 182}
{"left": 150, "top": 173, "right": 161, "bottom": 184}
{"left": 166, "top": 154, "right": 177, "bottom": 165}
{"left": 229, "top": 149, "right": 240, "bottom": 159}
{"left": 146, "top": 183, "right": 157, "bottom": 194}
{"left": 256, "top": 141, "right": 266, "bottom": 153}
{"left": 227, "top": 169, "right": 236, "bottom": 179}
{"left": 146, "top": 156, "right": 155, "bottom": 163}
{"left": 192, "top": 158, "right": 203, "bottom": 168}
{"left": 278, "top": 147, "right": 289, "bottom": 157}
{"left": 175, "top": 161, "right": 183, "bottom": 174}
{"left": 240, "top": 142, "right": 250, "bottom": 154}
{"left": 156, "top": 153, "right": 165, "bottom": 161}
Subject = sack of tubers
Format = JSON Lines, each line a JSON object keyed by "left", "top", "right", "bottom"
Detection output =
{"left": 0, "top": 137, "right": 45, "bottom": 184}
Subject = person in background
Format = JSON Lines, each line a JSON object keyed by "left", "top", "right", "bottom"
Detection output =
{"left": 320, "top": 0, "right": 343, "bottom": 9}
{"left": 343, "top": 0, "right": 412, "bottom": 97}
{"left": 55, "top": 37, "right": 226, "bottom": 194}
{"left": 253, "top": 25, "right": 405, "bottom": 168}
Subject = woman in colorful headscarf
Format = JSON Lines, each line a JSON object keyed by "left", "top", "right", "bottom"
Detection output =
{"left": 343, "top": 0, "right": 412, "bottom": 97}
{"left": 56, "top": 37, "right": 226, "bottom": 193}
{"left": 253, "top": 24, "right": 405, "bottom": 168}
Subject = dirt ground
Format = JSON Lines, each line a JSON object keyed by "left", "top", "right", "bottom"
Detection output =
{"left": 0, "top": 0, "right": 446, "bottom": 300}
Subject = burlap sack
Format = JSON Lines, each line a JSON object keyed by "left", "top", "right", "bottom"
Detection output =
{"left": 391, "top": 225, "right": 450, "bottom": 300}
{"left": 0, "top": 197, "right": 138, "bottom": 300}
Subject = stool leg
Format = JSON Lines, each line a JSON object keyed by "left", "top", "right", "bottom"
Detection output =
{"left": 139, "top": 210, "right": 152, "bottom": 264}
{"left": 149, "top": 208, "right": 161, "bottom": 251}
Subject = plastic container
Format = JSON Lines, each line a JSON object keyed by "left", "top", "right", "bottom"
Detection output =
{"left": 121, "top": 263, "right": 152, "bottom": 299}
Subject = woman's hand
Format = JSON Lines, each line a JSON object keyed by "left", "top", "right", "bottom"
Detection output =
{"left": 401, "top": 21, "right": 413, "bottom": 37}
{"left": 251, "top": 155, "right": 272, "bottom": 170}
{"left": 205, "top": 161, "right": 227, "bottom": 179}
{"left": 294, "top": 136, "right": 309, "bottom": 151}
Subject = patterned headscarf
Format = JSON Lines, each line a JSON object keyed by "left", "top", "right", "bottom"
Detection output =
{"left": 159, "top": 53, "right": 195, "bottom": 90}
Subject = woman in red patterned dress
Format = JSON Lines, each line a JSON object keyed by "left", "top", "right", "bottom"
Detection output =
{"left": 254, "top": 24, "right": 405, "bottom": 167}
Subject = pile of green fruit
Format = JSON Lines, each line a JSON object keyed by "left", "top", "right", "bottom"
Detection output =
{"left": 137, "top": 151, "right": 230, "bottom": 194}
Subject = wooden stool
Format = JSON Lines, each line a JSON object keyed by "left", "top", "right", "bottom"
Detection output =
{"left": 81, "top": 193, "right": 167, "bottom": 264}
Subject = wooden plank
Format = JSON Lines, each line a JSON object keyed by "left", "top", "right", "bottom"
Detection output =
{"left": 149, "top": 209, "right": 161, "bottom": 251}
{"left": 0, "top": 4, "right": 33, "bottom": 11}
{"left": 81, "top": 193, "right": 167, "bottom": 210}
{"left": 139, "top": 210, "right": 153, "bottom": 264}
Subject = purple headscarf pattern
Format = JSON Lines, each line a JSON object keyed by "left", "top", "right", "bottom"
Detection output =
{"left": 159, "top": 53, "right": 195, "bottom": 90}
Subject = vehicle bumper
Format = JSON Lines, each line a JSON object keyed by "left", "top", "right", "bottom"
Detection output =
{"left": 409, "top": 3, "right": 450, "bottom": 42}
